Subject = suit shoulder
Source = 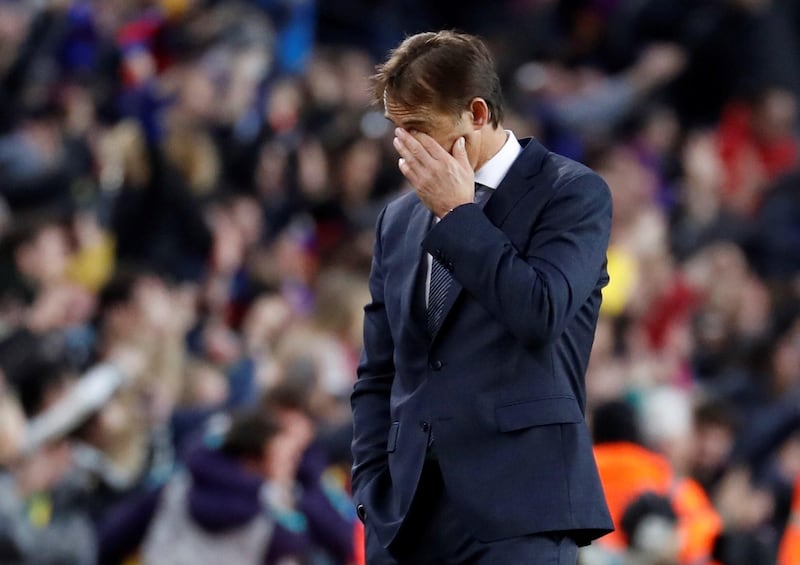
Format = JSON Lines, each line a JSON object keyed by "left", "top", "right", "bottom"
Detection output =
{"left": 540, "top": 151, "right": 610, "bottom": 200}
{"left": 386, "top": 188, "right": 420, "bottom": 209}
{"left": 381, "top": 189, "right": 419, "bottom": 224}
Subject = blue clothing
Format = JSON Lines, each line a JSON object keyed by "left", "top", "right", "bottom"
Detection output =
{"left": 351, "top": 137, "right": 614, "bottom": 553}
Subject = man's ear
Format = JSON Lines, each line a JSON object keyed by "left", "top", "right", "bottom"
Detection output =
{"left": 468, "top": 98, "right": 491, "bottom": 130}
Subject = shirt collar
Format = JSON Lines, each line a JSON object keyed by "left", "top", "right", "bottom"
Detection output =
{"left": 473, "top": 130, "right": 523, "bottom": 190}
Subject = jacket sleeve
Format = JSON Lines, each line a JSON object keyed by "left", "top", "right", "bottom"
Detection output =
{"left": 422, "top": 173, "right": 612, "bottom": 347}
{"left": 96, "top": 486, "right": 163, "bottom": 565}
{"left": 350, "top": 206, "right": 395, "bottom": 499}
{"left": 296, "top": 447, "right": 355, "bottom": 562}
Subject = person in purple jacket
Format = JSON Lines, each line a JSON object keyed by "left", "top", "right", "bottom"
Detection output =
{"left": 97, "top": 407, "right": 354, "bottom": 564}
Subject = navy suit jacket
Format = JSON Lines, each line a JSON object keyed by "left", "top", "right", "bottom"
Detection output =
{"left": 351, "top": 137, "right": 614, "bottom": 549}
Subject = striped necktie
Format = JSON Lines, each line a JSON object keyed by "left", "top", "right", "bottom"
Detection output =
{"left": 426, "top": 184, "right": 491, "bottom": 336}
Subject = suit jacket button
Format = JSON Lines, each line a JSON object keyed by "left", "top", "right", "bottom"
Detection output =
{"left": 356, "top": 504, "right": 367, "bottom": 523}
{"left": 420, "top": 421, "right": 430, "bottom": 432}
{"left": 430, "top": 360, "right": 443, "bottom": 370}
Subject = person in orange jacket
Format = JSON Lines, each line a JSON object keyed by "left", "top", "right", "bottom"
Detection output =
{"left": 592, "top": 400, "right": 722, "bottom": 564}
{"left": 779, "top": 476, "right": 800, "bottom": 565}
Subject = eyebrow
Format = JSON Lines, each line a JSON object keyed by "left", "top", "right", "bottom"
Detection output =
{"left": 385, "top": 116, "right": 430, "bottom": 130}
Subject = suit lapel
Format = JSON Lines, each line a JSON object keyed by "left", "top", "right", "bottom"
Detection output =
{"left": 429, "top": 137, "right": 548, "bottom": 345}
{"left": 401, "top": 200, "right": 433, "bottom": 340}
{"left": 482, "top": 137, "right": 547, "bottom": 227}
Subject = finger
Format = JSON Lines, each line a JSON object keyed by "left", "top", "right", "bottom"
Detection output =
{"left": 392, "top": 135, "right": 410, "bottom": 160}
{"left": 452, "top": 137, "right": 471, "bottom": 170}
{"left": 414, "top": 131, "right": 452, "bottom": 162}
{"left": 398, "top": 157, "right": 407, "bottom": 174}
{"left": 394, "top": 138, "right": 426, "bottom": 179}
{"left": 395, "top": 128, "right": 436, "bottom": 167}
{"left": 393, "top": 132, "right": 421, "bottom": 164}
{"left": 398, "top": 158, "right": 423, "bottom": 189}
{"left": 397, "top": 157, "right": 415, "bottom": 181}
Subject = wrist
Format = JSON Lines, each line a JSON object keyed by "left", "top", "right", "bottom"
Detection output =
{"left": 440, "top": 202, "right": 471, "bottom": 218}
{"left": 261, "top": 480, "right": 298, "bottom": 510}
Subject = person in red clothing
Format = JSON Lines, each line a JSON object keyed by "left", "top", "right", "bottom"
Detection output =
{"left": 592, "top": 400, "right": 722, "bottom": 564}
{"left": 353, "top": 521, "right": 366, "bottom": 565}
{"left": 716, "top": 87, "right": 798, "bottom": 217}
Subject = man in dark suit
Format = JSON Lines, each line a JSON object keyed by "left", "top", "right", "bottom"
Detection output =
{"left": 351, "top": 30, "right": 614, "bottom": 564}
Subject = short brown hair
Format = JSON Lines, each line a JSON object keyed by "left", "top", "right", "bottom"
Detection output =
{"left": 220, "top": 409, "right": 280, "bottom": 461}
{"left": 374, "top": 31, "right": 504, "bottom": 127}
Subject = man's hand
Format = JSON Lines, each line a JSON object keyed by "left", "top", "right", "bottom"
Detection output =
{"left": 393, "top": 128, "right": 474, "bottom": 217}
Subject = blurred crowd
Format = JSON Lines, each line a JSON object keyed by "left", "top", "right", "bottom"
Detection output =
{"left": 0, "top": 0, "right": 799, "bottom": 564}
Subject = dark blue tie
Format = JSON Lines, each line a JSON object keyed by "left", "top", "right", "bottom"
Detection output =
{"left": 426, "top": 184, "right": 492, "bottom": 336}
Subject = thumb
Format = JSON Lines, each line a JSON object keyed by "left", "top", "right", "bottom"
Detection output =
{"left": 453, "top": 137, "right": 470, "bottom": 168}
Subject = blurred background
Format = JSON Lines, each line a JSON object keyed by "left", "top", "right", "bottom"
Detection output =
{"left": 0, "top": 0, "right": 798, "bottom": 564}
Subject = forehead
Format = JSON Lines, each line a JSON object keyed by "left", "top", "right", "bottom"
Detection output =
{"left": 383, "top": 95, "right": 451, "bottom": 130}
